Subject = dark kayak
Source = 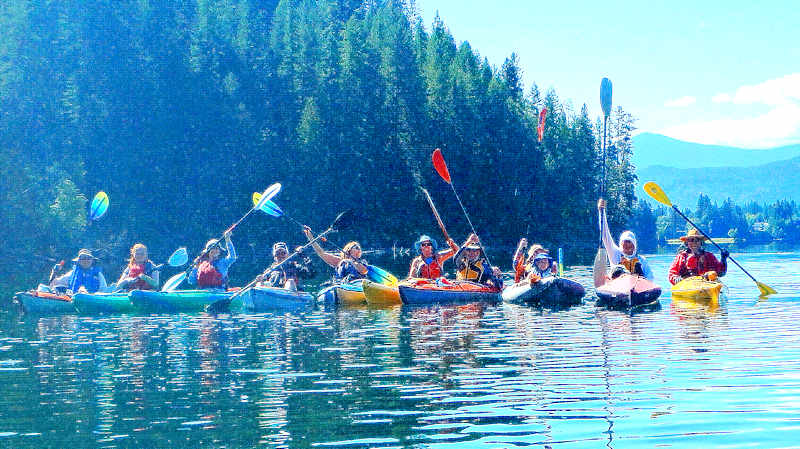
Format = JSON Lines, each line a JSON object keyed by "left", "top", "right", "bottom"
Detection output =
{"left": 501, "top": 277, "right": 585, "bottom": 307}
{"left": 595, "top": 273, "right": 662, "bottom": 307}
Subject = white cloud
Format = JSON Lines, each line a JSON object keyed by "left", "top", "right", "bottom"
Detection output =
{"left": 658, "top": 73, "right": 800, "bottom": 148}
{"left": 664, "top": 96, "right": 696, "bottom": 108}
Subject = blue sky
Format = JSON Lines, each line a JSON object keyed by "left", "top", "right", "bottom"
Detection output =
{"left": 415, "top": 0, "right": 800, "bottom": 148}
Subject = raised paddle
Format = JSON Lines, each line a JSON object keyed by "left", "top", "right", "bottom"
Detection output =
{"left": 421, "top": 187, "right": 451, "bottom": 242}
{"left": 89, "top": 191, "right": 110, "bottom": 222}
{"left": 206, "top": 210, "right": 356, "bottom": 313}
{"left": 643, "top": 181, "right": 777, "bottom": 297}
{"left": 162, "top": 184, "right": 282, "bottom": 292}
{"left": 593, "top": 78, "right": 613, "bottom": 288}
{"left": 432, "top": 148, "right": 494, "bottom": 268}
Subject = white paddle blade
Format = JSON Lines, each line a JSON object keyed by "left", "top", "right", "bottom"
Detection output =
{"left": 593, "top": 248, "right": 609, "bottom": 288}
{"left": 162, "top": 272, "right": 186, "bottom": 292}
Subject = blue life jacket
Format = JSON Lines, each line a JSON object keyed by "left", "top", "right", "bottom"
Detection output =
{"left": 69, "top": 265, "right": 102, "bottom": 293}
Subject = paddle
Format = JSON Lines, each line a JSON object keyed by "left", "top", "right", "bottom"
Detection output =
{"left": 115, "top": 247, "right": 188, "bottom": 292}
{"left": 593, "top": 78, "right": 613, "bottom": 287}
{"left": 421, "top": 187, "right": 451, "bottom": 242}
{"left": 162, "top": 183, "right": 282, "bottom": 292}
{"left": 206, "top": 210, "right": 356, "bottom": 313}
{"left": 431, "top": 148, "right": 494, "bottom": 268}
{"left": 89, "top": 191, "right": 109, "bottom": 221}
{"left": 643, "top": 181, "right": 776, "bottom": 297}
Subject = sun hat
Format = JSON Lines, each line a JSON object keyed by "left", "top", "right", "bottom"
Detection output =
{"left": 72, "top": 248, "right": 97, "bottom": 262}
{"left": 679, "top": 228, "right": 707, "bottom": 242}
{"left": 273, "top": 242, "right": 289, "bottom": 256}
{"left": 414, "top": 235, "right": 439, "bottom": 253}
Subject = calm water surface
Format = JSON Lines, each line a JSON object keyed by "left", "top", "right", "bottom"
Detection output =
{"left": 1, "top": 253, "right": 799, "bottom": 448}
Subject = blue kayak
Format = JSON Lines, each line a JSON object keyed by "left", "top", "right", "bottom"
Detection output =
{"left": 234, "top": 286, "right": 314, "bottom": 312}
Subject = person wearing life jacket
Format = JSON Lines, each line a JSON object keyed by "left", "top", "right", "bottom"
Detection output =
{"left": 512, "top": 239, "right": 557, "bottom": 283}
{"left": 668, "top": 228, "right": 728, "bottom": 285}
{"left": 598, "top": 199, "right": 654, "bottom": 281}
{"left": 188, "top": 232, "right": 237, "bottom": 289}
{"left": 117, "top": 243, "right": 159, "bottom": 291}
{"left": 302, "top": 226, "right": 368, "bottom": 281}
{"left": 49, "top": 249, "right": 108, "bottom": 294}
{"left": 524, "top": 253, "right": 557, "bottom": 284}
{"left": 408, "top": 235, "right": 459, "bottom": 279}
{"left": 453, "top": 234, "right": 503, "bottom": 289}
{"left": 256, "top": 242, "right": 315, "bottom": 291}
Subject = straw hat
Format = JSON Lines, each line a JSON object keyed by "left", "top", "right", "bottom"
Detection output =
{"left": 679, "top": 228, "right": 707, "bottom": 242}
{"left": 71, "top": 248, "right": 97, "bottom": 262}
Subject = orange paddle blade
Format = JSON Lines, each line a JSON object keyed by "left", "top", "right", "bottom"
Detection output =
{"left": 432, "top": 148, "right": 451, "bottom": 184}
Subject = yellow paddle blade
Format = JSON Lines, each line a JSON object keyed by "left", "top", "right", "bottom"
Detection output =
{"left": 252, "top": 192, "right": 261, "bottom": 207}
{"left": 757, "top": 281, "right": 777, "bottom": 297}
{"left": 643, "top": 181, "right": 672, "bottom": 207}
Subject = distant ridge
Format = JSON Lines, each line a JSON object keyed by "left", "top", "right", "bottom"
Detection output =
{"left": 638, "top": 156, "right": 800, "bottom": 207}
{"left": 632, "top": 133, "right": 800, "bottom": 169}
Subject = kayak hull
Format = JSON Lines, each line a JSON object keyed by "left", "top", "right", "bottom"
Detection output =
{"left": 237, "top": 286, "right": 314, "bottom": 312}
{"left": 73, "top": 292, "right": 134, "bottom": 314}
{"left": 671, "top": 276, "right": 723, "bottom": 303}
{"left": 362, "top": 279, "right": 401, "bottom": 306}
{"left": 11, "top": 291, "right": 75, "bottom": 314}
{"left": 399, "top": 279, "right": 501, "bottom": 305}
{"left": 502, "top": 277, "right": 585, "bottom": 306}
{"left": 129, "top": 289, "right": 234, "bottom": 313}
{"left": 596, "top": 274, "right": 662, "bottom": 308}
{"left": 318, "top": 281, "right": 366, "bottom": 306}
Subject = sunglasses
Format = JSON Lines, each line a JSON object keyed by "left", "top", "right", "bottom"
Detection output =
{"left": 79, "top": 256, "right": 93, "bottom": 261}
{"left": 421, "top": 242, "right": 433, "bottom": 247}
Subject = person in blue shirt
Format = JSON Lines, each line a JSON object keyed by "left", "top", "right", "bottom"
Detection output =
{"left": 49, "top": 249, "right": 108, "bottom": 294}
{"left": 188, "top": 232, "right": 236, "bottom": 289}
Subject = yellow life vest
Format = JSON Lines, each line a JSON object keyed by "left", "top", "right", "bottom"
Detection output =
{"left": 620, "top": 256, "right": 639, "bottom": 274}
{"left": 457, "top": 259, "right": 484, "bottom": 281}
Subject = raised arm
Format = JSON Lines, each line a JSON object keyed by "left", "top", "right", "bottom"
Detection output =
{"left": 303, "top": 225, "right": 341, "bottom": 268}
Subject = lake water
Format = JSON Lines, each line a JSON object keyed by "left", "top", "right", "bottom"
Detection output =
{"left": 1, "top": 252, "right": 799, "bottom": 448}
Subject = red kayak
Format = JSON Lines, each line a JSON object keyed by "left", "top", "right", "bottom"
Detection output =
{"left": 398, "top": 278, "right": 501, "bottom": 305}
{"left": 595, "top": 273, "right": 662, "bottom": 307}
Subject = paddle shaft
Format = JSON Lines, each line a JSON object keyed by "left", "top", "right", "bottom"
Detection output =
{"left": 598, "top": 115, "right": 608, "bottom": 247}
{"left": 421, "top": 187, "right": 451, "bottom": 242}
{"left": 449, "top": 182, "right": 494, "bottom": 268}
{"left": 670, "top": 205, "right": 758, "bottom": 284}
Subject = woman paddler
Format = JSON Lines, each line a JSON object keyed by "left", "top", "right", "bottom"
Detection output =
{"left": 668, "top": 228, "right": 729, "bottom": 285}
{"left": 598, "top": 199, "right": 654, "bottom": 281}
{"left": 116, "top": 243, "right": 159, "bottom": 290}
{"left": 512, "top": 239, "right": 557, "bottom": 282}
{"left": 453, "top": 233, "right": 503, "bottom": 289}
{"left": 303, "top": 226, "right": 368, "bottom": 281}
{"left": 188, "top": 232, "right": 236, "bottom": 289}
{"left": 408, "top": 235, "right": 459, "bottom": 279}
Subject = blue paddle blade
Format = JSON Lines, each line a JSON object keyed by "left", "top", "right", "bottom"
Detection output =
{"left": 162, "top": 271, "right": 186, "bottom": 292}
{"left": 367, "top": 265, "right": 398, "bottom": 286}
{"left": 168, "top": 247, "right": 188, "bottom": 267}
{"left": 89, "top": 191, "right": 109, "bottom": 221}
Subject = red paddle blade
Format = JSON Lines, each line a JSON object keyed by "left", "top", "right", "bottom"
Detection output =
{"left": 432, "top": 148, "right": 452, "bottom": 184}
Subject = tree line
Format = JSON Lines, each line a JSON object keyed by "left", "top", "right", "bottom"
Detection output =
{"left": 0, "top": 0, "right": 636, "bottom": 295}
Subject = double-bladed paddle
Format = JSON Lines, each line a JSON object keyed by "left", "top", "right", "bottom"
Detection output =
{"left": 593, "top": 78, "right": 613, "bottom": 288}
{"left": 643, "top": 181, "right": 776, "bottom": 297}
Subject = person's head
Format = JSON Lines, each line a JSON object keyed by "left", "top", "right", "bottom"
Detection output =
{"left": 679, "top": 229, "right": 706, "bottom": 253}
{"left": 618, "top": 231, "right": 638, "bottom": 257}
{"left": 203, "top": 238, "right": 225, "bottom": 261}
{"left": 129, "top": 243, "right": 148, "bottom": 264}
{"left": 342, "top": 241, "right": 362, "bottom": 260}
{"left": 533, "top": 253, "right": 551, "bottom": 271}
{"left": 414, "top": 235, "right": 438, "bottom": 257}
{"left": 464, "top": 241, "right": 482, "bottom": 261}
{"left": 72, "top": 249, "right": 97, "bottom": 269}
{"left": 526, "top": 244, "right": 548, "bottom": 261}
{"left": 272, "top": 242, "right": 289, "bottom": 262}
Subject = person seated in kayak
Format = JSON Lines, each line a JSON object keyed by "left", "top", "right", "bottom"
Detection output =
{"left": 512, "top": 239, "right": 557, "bottom": 282}
{"left": 453, "top": 234, "right": 503, "bottom": 289}
{"left": 188, "top": 232, "right": 236, "bottom": 289}
{"left": 597, "top": 199, "right": 654, "bottom": 281}
{"left": 116, "top": 243, "right": 159, "bottom": 291}
{"left": 408, "top": 235, "right": 459, "bottom": 279}
{"left": 302, "top": 226, "right": 368, "bottom": 281}
{"left": 668, "top": 228, "right": 729, "bottom": 285}
{"left": 256, "top": 242, "right": 315, "bottom": 291}
{"left": 49, "top": 249, "right": 108, "bottom": 294}
{"left": 522, "top": 253, "right": 558, "bottom": 284}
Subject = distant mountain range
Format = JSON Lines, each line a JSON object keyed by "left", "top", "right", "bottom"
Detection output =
{"left": 632, "top": 133, "right": 800, "bottom": 206}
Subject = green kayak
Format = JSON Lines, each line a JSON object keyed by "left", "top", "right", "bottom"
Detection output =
{"left": 73, "top": 292, "right": 134, "bottom": 314}
{"left": 129, "top": 289, "right": 234, "bottom": 313}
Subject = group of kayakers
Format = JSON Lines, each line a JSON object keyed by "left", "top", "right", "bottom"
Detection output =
{"left": 43, "top": 198, "right": 730, "bottom": 296}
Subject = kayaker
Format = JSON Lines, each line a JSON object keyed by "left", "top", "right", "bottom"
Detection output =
{"left": 525, "top": 253, "right": 557, "bottom": 284}
{"left": 668, "top": 228, "right": 729, "bottom": 285}
{"left": 188, "top": 232, "right": 236, "bottom": 289}
{"left": 597, "top": 199, "right": 654, "bottom": 281}
{"left": 408, "top": 235, "right": 459, "bottom": 279}
{"left": 49, "top": 249, "right": 109, "bottom": 294}
{"left": 512, "top": 239, "right": 557, "bottom": 282}
{"left": 256, "top": 242, "right": 315, "bottom": 291}
{"left": 303, "top": 226, "right": 368, "bottom": 281}
{"left": 453, "top": 234, "right": 503, "bottom": 289}
{"left": 116, "top": 243, "right": 159, "bottom": 291}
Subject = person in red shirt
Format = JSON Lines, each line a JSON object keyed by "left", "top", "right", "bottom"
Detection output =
{"left": 408, "top": 235, "right": 459, "bottom": 279}
{"left": 668, "top": 228, "right": 729, "bottom": 285}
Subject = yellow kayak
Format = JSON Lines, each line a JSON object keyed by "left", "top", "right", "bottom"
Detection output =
{"left": 671, "top": 276, "right": 723, "bottom": 303}
{"left": 362, "top": 279, "right": 401, "bottom": 306}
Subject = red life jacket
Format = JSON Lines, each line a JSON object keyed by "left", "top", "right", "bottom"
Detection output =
{"left": 197, "top": 260, "right": 223, "bottom": 287}
{"left": 126, "top": 261, "right": 155, "bottom": 290}
{"left": 418, "top": 257, "right": 443, "bottom": 279}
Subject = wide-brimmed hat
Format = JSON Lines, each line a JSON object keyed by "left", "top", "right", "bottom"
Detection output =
{"left": 679, "top": 228, "right": 708, "bottom": 242}
{"left": 203, "top": 238, "right": 227, "bottom": 255}
{"left": 464, "top": 242, "right": 482, "bottom": 250}
{"left": 273, "top": 241, "right": 289, "bottom": 256}
{"left": 414, "top": 235, "right": 438, "bottom": 253}
{"left": 72, "top": 248, "right": 98, "bottom": 262}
